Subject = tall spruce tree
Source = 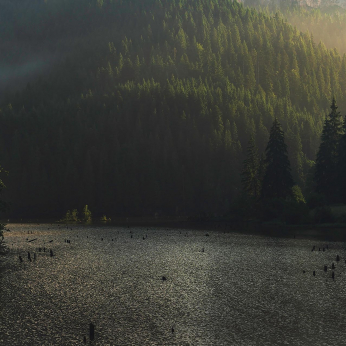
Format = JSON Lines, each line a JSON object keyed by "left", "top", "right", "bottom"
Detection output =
{"left": 241, "top": 135, "right": 261, "bottom": 199}
{"left": 337, "top": 115, "right": 346, "bottom": 203}
{"left": 314, "top": 97, "right": 343, "bottom": 203}
{"left": 261, "top": 118, "right": 294, "bottom": 199}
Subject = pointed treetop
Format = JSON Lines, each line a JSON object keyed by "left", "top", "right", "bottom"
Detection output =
{"left": 314, "top": 97, "right": 343, "bottom": 202}
{"left": 331, "top": 96, "right": 337, "bottom": 111}
{"left": 261, "top": 118, "right": 294, "bottom": 200}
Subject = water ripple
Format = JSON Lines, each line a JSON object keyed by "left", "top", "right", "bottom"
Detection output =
{"left": 1, "top": 224, "right": 346, "bottom": 345}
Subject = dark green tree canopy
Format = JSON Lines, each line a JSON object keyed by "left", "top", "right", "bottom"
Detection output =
{"left": 241, "top": 135, "right": 261, "bottom": 199}
{"left": 0, "top": 0, "right": 345, "bottom": 217}
{"left": 261, "top": 118, "right": 294, "bottom": 200}
{"left": 337, "top": 115, "right": 346, "bottom": 203}
{"left": 314, "top": 97, "right": 343, "bottom": 202}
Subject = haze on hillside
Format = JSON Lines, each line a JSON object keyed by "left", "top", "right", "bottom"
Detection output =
{"left": 242, "top": 0, "right": 346, "bottom": 54}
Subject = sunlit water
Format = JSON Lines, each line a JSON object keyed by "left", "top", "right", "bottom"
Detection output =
{"left": 1, "top": 223, "right": 346, "bottom": 345}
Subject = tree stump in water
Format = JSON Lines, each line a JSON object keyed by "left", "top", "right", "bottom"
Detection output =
{"left": 90, "top": 323, "right": 95, "bottom": 341}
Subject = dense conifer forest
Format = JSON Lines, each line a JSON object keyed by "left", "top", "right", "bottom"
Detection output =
{"left": 1, "top": 0, "right": 346, "bottom": 219}
{"left": 244, "top": 0, "right": 346, "bottom": 55}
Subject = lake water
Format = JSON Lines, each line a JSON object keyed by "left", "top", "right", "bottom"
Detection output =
{"left": 1, "top": 223, "right": 346, "bottom": 345}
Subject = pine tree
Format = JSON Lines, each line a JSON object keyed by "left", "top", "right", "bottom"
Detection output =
{"left": 241, "top": 135, "right": 261, "bottom": 199}
{"left": 261, "top": 118, "right": 294, "bottom": 199}
{"left": 314, "top": 97, "right": 343, "bottom": 203}
{"left": 337, "top": 115, "right": 346, "bottom": 203}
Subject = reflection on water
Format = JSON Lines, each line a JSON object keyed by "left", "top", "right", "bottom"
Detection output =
{"left": 1, "top": 224, "right": 346, "bottom": 345}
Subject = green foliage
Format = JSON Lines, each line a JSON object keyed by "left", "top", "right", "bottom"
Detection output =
{"left": 62, "top": 209, "right": 79, "bottom": 222}
{"left": 100, "top": 215, "right": 111, "bottom": 222}
{"left": 64, "top": 210, "right": 72, "bottom": 222}
{"left": 337, "top": 116, "right": 346, "bottom": 203}
{"left": 244, "top": 0, "right": 346, "bottom": 57}
{"left": 71, "top": 209, "right": 79, "bottom": 222}
{"left": 314, "top": 97, "right": 343, "bottom": 202}
{"left": 241, "top": 135, "right": 261, "bottom": 199}
{"left": 285, "top": 5, "right": 346, "bottom": 56}
{"left": 82, "top": 205, "right": 92, "bottom": 223}
{"left": 262, "top": 119, "right": 294, "bottom": 200}
{"left": 0, "top": 0, "right": 344, "bottom": 218}
{"left": 292, "top": 185, "right": 306, "bottom": 204}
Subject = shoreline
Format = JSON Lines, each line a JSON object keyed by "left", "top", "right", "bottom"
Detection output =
{"left": 2, "top": 218, "right": 346, "bottom": 241}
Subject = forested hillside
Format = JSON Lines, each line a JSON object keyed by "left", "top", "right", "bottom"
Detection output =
{"left": 242, "top": 0, "right": 346, "bottom": 55}
{"left": 286, "top": 8, "right": 346, "bottom": 55}
{"left": 1, "top": 0, "right": 345, "bottom": 218}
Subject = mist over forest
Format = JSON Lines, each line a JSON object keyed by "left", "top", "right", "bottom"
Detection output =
{"left": 1, "top": 0, "right": 346, "bottom": 220}
{"left": 243, "top": 0, "right": 346, "bottom": 54}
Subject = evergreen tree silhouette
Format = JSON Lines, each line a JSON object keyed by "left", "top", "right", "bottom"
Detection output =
{"left": 337, "top": 115, "right": 346, "bottom": 203}
{"left": 261, "top": 118, "right": 294, "bottom": 199}
{"left": 314, "top": 97, "right": 343, "bottom": 203}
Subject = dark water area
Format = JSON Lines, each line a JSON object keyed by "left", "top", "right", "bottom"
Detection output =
{"left": 1, "top": 223, "right": 346, "bottom": 345}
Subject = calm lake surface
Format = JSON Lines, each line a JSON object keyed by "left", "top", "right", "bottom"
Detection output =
{"left": 1, "top": 223, "right": 346, "bottom": 345}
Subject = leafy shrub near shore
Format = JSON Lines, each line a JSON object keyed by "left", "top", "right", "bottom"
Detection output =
{"left": 61, "top": 205, "right": 92, "bottom": 223}
{"left": 82, "top": 205, "right": 92, "bottom": 223}
{"left": 100, "top": 215, "right": 111, "bottom": 222}
{"left": 61, "top": 209, "right": 79, "bottom": 222}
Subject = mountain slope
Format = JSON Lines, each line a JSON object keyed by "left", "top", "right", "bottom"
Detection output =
{"left": 0, "top": 0, "right": 344, "bottom": 218}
